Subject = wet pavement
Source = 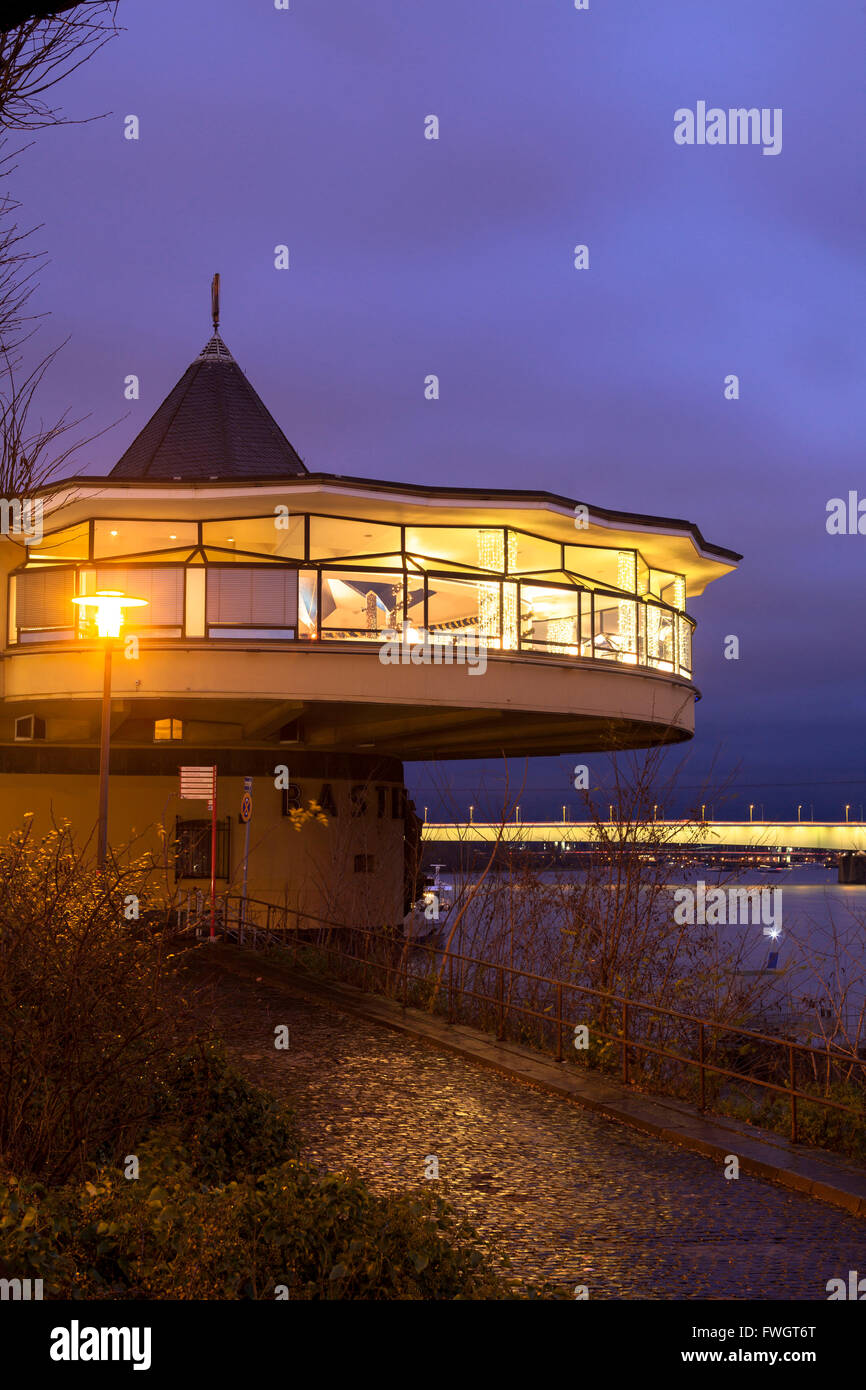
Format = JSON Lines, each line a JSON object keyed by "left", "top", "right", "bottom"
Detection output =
{"left": 189, "top": 958, "right": 866, "bottom": 1299}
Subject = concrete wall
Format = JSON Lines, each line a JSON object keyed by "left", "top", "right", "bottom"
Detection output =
{"left": 0, "top": 755, "right": 409, "bottom": 928}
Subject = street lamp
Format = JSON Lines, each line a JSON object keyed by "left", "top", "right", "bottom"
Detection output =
{"left": 845, "top": 804, "right": 851, "bottom": 823}
{"left": 749, "top": 804, "right": 754, "bottom": 822}
{"left": 797, "top": 804, "right": 802, "bottom": 823}
{"left": 71, "top": 590, "right": 148, "bottom": 868}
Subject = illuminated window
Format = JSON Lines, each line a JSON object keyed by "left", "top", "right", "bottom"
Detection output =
{"left": 78, "top": 567, "right": 184, "bottom": 633}
{"left": 93, "top": 521, "right": 197, "bottom": 558}
{"left": 154, "top": 718, "right": 183, "bottom": 741}
{"left": 206, "top": 566, "right": 297, "bottom": 635}
{"left": 26, "top": 523, "right": 89, "bottom": 562}
{"left": 310, "top": 516, "right": 400, "bottom": 561}
{"left": 319, "top": 572, "right": 404, "bottom": 638}
{"left": 202, "top": 514, "right": 304, "bottom": 559}
{"left": 13, "top": 567, "right": 76, "bottom": 641}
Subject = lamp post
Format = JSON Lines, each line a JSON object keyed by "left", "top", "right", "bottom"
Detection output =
{"left": 71, "top": 590, "right": 147, "bottom": 868}
{"left": 797, "top": 804, "right": 802, "bottom": 823}
{"left": 845, "top": 804, "right": 851, "bottom": 823}
{"left": 749, "top": 803, "right": 754, "bottom": 823}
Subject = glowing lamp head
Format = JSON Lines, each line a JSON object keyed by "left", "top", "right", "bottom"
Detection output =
{"left": 72, "top": 589, "right": 148, "bottom": 638}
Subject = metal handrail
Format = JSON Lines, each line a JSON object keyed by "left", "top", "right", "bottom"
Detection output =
{"left": 194, "top": 904, "right": 866, "bottom": 1146}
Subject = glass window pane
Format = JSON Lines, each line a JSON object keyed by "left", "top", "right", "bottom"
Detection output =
{"left": 202, "top": 514, "right": 304, "bottom": 559}
{"left": 319, "top": 571, "right": 404, "bottom": 638}
{"left": 427, "top": 575, "right": 490, "bottom": 642}
{"left": 405, "top": 526, "right": 499, "bottom": 572}
{"left": 646, "top": 602, "right": 676, "bottom": 671}
{"left": 309, "top": 517, "right": 400, "bottom": 561}
{"left": 14, "top": 568, "right": 76, "bottom": 630}
{"left": 520, "top": 584, "right": 579, "bottom": 653}
{"left": 592, "top": 592, "right": 639, "bottom": 662}
{"left": 206, "top": 567, "right": 298, "bottom": 628}
{"left": 299, "top": 572, "right": 317, "bottom": 638}
{"left": 94, "top": 521, "right": 197, "bottom": 558}
{"left": 27, "top": 523, "right": 89, "bottom": 561}
{"left": 83, "top": 566, "right": 185, "bottom": 629}
{"left": 565, "top": 545, "right": 632, "bottom": 591}
{"left": 507, "top": 531, "right": 561, "bottom": 574}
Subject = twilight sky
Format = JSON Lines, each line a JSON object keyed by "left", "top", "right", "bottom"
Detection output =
{"left": 11, "top": 0, "right": 866, "bottom": 820}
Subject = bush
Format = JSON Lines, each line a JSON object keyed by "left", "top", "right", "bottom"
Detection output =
{"left": 149, "top": 1044, "right": 302, "bottom": 1184}
{"left": 0, "top": 1051, "right": 512, "bottom": 1300}
{"left": 0, "top": 820, "right": 193, "bottom": 1183}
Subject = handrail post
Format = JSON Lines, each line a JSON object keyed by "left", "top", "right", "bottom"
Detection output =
{"left": 622, "top": 1001, "right": 629, "bottom": 1084}
{"left": 448, "top": 952, "right": 454, "bottom": 1023}
{"left": 790, "top": 1043, "right": 798, "bottom": 1143}
{"left": 497, "top": 965, "right": 504, "bottom": 1040}
{"left": 555, "top": 982, "right": 563, "bottom": 1061}
{"left": 698, "top": 1021, "right": 705, "bottom": 1111}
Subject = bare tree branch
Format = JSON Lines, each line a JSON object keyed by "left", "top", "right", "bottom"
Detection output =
{"left": 0, "top": 3, "right": 120, "bottom": 130}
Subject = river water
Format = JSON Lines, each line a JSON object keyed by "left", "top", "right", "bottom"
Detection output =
{"left": 425, "top": 865, "right": 866, "bottom": 1045}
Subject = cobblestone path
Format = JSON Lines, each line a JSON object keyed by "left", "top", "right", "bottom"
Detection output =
{"left": 190, "top": 960, "right": 866, "bottom": 1299}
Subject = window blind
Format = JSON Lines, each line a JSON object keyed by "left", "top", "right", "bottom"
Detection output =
{"left": 206, "top": 567, "right": 298, "bottom": 626}
{"left": 94, "top": 567, "right": 184, "bottom": 626}
{"left": 15, "top": 568, "right": 76, "bottom": 628}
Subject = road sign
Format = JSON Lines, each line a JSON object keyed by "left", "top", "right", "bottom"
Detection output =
{"left": 240, "top": 791, "right": 252, "bottom": 823}
{"left": 179, "top": 765, "right": 216, "bottom": 809}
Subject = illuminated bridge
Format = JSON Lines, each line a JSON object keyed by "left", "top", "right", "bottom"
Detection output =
{"left": 422, "top": 820, "right": 865, "bottom": 848}
{"left": 422, "top": 821, "right": 866, "bottom": 878}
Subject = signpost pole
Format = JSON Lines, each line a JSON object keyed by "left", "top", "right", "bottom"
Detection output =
{"left": 209, "top": 767, "right": 217, "bottom": 941}
{"left": 240, "top": 776, "right": 253, "bottom": 942}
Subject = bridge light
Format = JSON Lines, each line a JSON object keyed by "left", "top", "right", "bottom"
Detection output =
{"left": 845, "top": 804, "right": 851, "bottom": 823}
{"left": 749, "top": 803, "right": 754, "bottom": 822}
{"left": 797, "top": 804, "right": 802, "bottom": 822}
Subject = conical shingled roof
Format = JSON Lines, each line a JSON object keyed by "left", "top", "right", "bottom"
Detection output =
{"left": 109, "top": 335, "right": 308, "bottom": 481}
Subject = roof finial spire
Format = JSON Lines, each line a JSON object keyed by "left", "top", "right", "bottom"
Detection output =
{"left": 211, "top": 272, "right": 220, "bottom": 334}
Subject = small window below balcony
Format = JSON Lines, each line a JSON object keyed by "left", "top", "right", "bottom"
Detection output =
{"left": 154, "top": 718, "right": 183, "bottom": 741}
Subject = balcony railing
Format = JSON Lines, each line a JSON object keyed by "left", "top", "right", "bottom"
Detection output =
{"left": 9, "top": 564, "right": 695, "bottom": 679}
